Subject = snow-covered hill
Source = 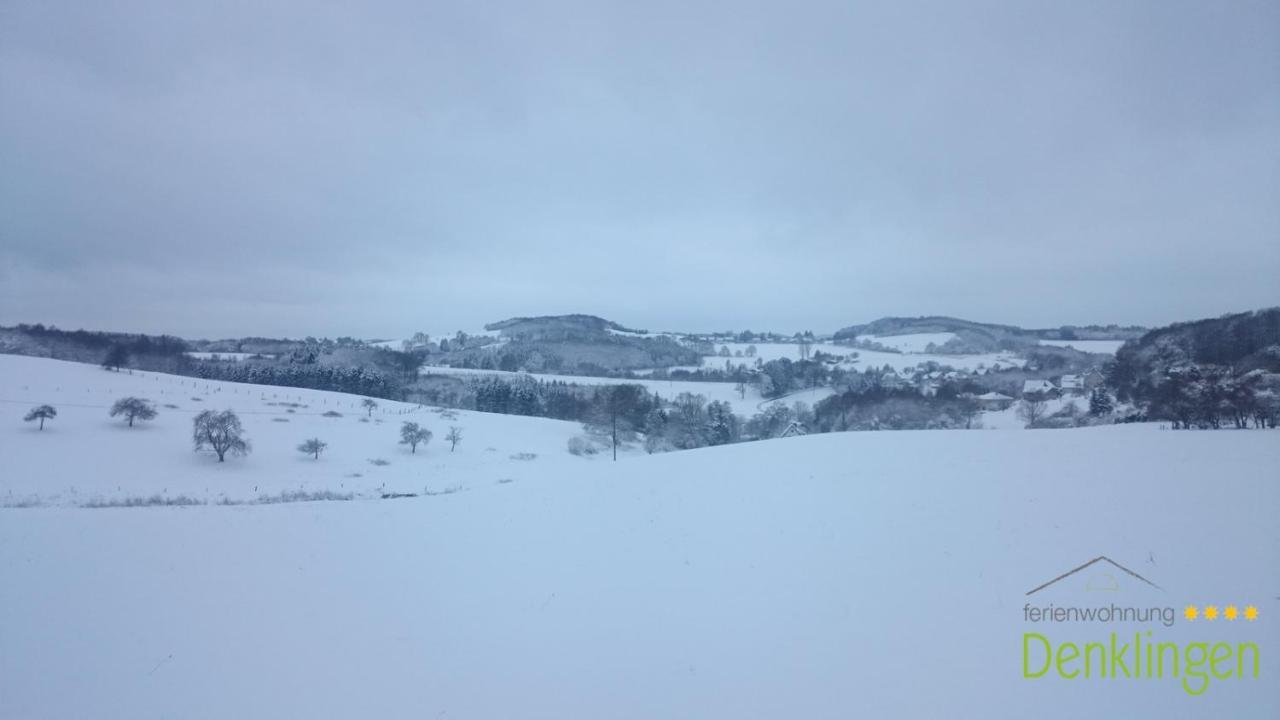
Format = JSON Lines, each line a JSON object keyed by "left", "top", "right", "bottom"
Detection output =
{"left": 1, "top": 355, "right": 586, "bottom": 506}
{"left": 2, "top": 355, "right": 1277, "bottom": 718}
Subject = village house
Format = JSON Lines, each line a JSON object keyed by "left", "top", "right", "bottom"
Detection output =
{"left": 1058, "top": 374, "right": 1085, "bottom": 395}
{"left": 975, "top": 391, "right": 1016, "bottom": 410}
{"left": 1022, "top": 379, "right": 1058, "bottom": 400}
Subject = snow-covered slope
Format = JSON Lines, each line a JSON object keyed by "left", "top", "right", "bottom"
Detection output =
{"left": 2, "top": 356, "right": 1277, "bottom": 718}
{"left": 1, "top": 355, "right": 586, "bottom": 506}
{"left": 1038, "top": 339, "right": 1126, "bottom": 354}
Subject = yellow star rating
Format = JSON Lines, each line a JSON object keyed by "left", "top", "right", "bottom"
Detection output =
{"left": 1184, "top": 604, "right": 1259, "bottom": 622}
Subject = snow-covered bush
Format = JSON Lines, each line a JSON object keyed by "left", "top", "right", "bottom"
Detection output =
{"left": 567, "top": 436, "right": 596, "bottom": 456}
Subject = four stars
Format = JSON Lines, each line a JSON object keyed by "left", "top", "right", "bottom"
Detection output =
{"left": 1184, "top": 604, "right": 1258, "bottom": 621}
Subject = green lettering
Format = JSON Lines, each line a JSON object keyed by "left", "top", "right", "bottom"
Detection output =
{"left": 1023, "top": 633, "right": 1052, "bottom": 678}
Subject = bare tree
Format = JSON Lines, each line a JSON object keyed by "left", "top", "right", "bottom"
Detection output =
{"left": 298, "top": 437, "right": 328, "bottom": 460}
{"left": 193, "top": 410, "right": 250, "bottom": 462}
{"left": 361, "top": 398, "right": 378, "bottom": 416}
{"left": 400, "top": 421, "right": 432, "bottom": 453}
{"left": 1018, "top": 398, "right": 1049, "bottom": 428}
{"left": 445, "top": 426, "right": 462, "bottom": 452}
{"left": 24, "top": 404, "right": 56, "bottom": 430}
{"left": 102, "top": 343, "right": 129, "bottom": 371}
{"left": 797, "top": 334, "right": 813, "bottom": 361}
{"left": 110, "top": 397, "right": 157, "bottom": 427}
{"left": 734, "top": 381, "right": 747, "bottom": 399}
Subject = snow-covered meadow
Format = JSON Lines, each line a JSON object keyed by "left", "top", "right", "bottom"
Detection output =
{"left": 699, "top": 340, "right": 1022, "bottom": 374}
{"left": 3, "top": 355, "right": 1277, "bottom": 719}
{"left": 1, "top": 355, "right": 585, "bottom": 506}
{"left": 3, "top": 390, "right": 1277, "bottom": 717}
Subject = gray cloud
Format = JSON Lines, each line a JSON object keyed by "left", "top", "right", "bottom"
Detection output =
{"left": 2, "top": 0, "right": 1277, "bottom": 338}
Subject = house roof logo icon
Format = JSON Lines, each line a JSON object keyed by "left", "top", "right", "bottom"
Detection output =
{"left": 1025, "top": 556, "right": 1162, "bottom": 596}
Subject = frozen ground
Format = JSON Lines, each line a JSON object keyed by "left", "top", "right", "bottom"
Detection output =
{"left": 2, "top": 400, "right": 1276, "bottom": 718}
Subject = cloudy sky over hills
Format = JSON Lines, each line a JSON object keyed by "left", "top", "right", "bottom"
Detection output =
{"left": 2, "top": 1, "right": 1277, "bottom": 337}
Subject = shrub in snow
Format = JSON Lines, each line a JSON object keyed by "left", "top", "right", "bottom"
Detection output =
{"left": 298, "top": 437, "right": 328, "bottom": 460}
{"left": 84, "top": 494, "right": 205, "bottom": 508}
{"left": 567, "top": 436, "right": 596, "bottom": 456}
{"left": 192, "top": 410, "right": 250, "bottom": 462}
{"left": 110, "top": 397, "right": 157, "bottom": 427}
{"left": 23, "top": 404, "right": 56, "bottom": 430}
{"left": 322, "top": 410, "right": 343, "bottom": 418}
{"left": 368, "top": 458, "right": 391, "bottom": 466}
{"left": 510, "top": 452, "right": 537, "bottom": 461}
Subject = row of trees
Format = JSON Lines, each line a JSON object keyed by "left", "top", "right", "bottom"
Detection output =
{"left": 22, "top": 403, "right": 463, "bottom": 461}
{"left": 298, "top": 425, "right": 462, "bottom": 460}
{"left": 24, "top": 397, "right": 159, "bottom": 430}
{"left": 192, "top": 362, "right": 399, "bottom": 399}
{"left": 1105, "top": 308, "right": 1280, "bottom": 429}
{"left": 1142, "top": 367, "right": 1279, "bottom": 429}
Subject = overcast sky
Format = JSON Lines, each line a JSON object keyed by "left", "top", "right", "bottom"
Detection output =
{"left": 1, "top": 1, "right": 1277, "bottom": 339}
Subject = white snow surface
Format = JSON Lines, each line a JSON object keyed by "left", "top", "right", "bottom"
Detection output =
{"left": 857, "top": 332, "right": 958, "bottom": 352}
{"left": 1, "top": 355, "right": 586, "bottom": 506}
{"left": 2, "top": 355, "right": 1278, "bottom": 718}
{"left": 1038, "top": 339, "right": 1127, "bottom": 354}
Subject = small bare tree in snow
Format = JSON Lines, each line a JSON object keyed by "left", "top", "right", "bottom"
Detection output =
{"left": 298, "top": 437, "right": 328, "bottom": 460}
{"left": 400, "top": 421, "right": 432, "bottom": 453}
{"left": 1018, "top": 398, "right": 1049, "bottom": 428}
{"left": 193, "top": 410, "right": 250, "bottom": 462}
{"left": 361, "top": 398, "right": 378, "bottom": 416}
{"left": 734, "top": 381, "right": 747, "bottom": 399}
{"left": 24, "top": 404, "right": 57, "bottom": 430}
{"left": 446, "top": 426, "right": 462, "bottom": 452}
{"left": 110, "top": 397, "right": 157, "bottom": 427}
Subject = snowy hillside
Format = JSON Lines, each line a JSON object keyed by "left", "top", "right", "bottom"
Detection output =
{"left": 2, "top": 400, "right": 1276, "bottom": 717}
{"left": 1038, "top": 338, "right": 1126, "bottom": 354}
{"left": 1, "top": 355, "right": 586, "bottom": 506}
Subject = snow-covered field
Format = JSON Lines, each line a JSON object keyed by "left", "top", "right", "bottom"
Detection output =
{"left": 1, "top": 355, "right": 585, "bottom": 506}
{"left": 701, "top": 341, "right": 1021, "bottom": 374}
{"left": 857, "top": 332, "right": 958, "bottom": 352}
{"left": 703, "top": 341, "right": 851, "bottom": 363}
{"left": 422, "top": 365, "right": 761, "bottom": 414}
{"left": 1038, "top": 339, "right": 1127, "bottom": 354}
{"left": 3, "top": 355, "right": 1277, "bottom": 718}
